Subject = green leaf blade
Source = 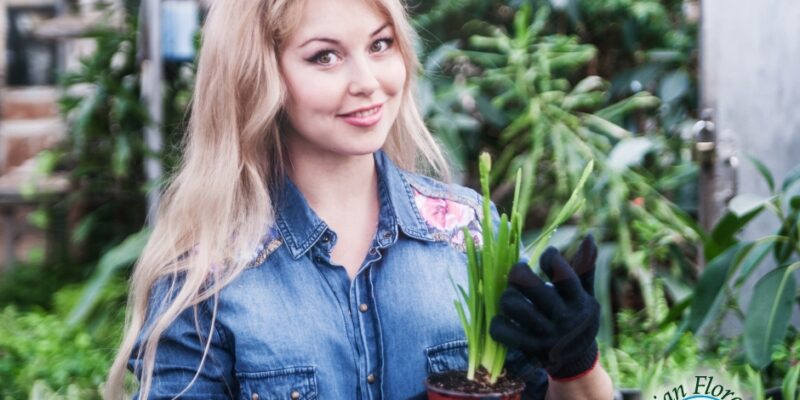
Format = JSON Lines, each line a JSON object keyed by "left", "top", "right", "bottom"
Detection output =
{"left": 744, "top": 262, "right": 800, "bottom": 369}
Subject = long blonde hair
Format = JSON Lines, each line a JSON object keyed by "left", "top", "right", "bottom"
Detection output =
{"left": 105, "top": 0, "right": 449, "bottom": 398}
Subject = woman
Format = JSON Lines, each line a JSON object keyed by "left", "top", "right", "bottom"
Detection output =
{"left": 106, "top": 0, "right": 614, "bottom": 398}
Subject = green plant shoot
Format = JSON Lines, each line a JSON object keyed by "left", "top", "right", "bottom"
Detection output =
{"left": 453, "top": 153, "right": 593, "bottom": 384}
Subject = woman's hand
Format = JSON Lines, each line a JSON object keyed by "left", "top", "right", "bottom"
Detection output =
{"left": 490, "top": 235, "right": 600, "bottom": 380}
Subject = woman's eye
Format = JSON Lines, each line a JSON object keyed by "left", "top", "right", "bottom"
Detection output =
{"left": 309, "top": 50, "right": 340, "bottom": 66}
{"left": 370, "top": 38, "right": 394, "bottom": 53}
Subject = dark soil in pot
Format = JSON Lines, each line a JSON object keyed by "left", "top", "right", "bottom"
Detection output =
{"left": 425, "top": 368, "right": 525, "bottom": 400}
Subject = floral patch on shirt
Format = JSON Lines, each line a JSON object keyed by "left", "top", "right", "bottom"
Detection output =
{"left": 413, "top": 188, "right": 484, "bottom": 251}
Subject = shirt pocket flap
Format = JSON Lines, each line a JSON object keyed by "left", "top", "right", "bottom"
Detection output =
{"left": 425, "top": 339, "right": 468, "bottom": 374}
{"left": 237, "top": 366, "right": 317, "bottom": 400}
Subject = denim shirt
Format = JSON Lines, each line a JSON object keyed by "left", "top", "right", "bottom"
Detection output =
{"left": 129, "top": 150, "right": 548, "bottom": 399}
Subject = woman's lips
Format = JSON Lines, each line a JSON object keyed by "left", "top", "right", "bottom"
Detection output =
{"left": 338, "top": 104, "right": 383, "bottom": 127}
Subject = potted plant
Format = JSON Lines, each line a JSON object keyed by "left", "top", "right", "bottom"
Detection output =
{"left": 425, "top": 153, "right": 592, "bottom": 399}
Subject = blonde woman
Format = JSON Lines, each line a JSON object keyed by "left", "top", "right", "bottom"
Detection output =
{"left": 106, "top": 0, "right": 614, "bottom": 398}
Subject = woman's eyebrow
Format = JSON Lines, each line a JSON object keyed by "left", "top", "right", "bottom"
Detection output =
{"left": 370, "top": 23, "right": 391, "bottom": 36}
{"left": 299, "top": 23, "right": 391, "bottom": 48}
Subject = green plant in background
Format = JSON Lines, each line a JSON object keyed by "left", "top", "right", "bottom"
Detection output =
{"left": 54, "top": 13, "right": 149, "bottom": 264}
{"left": 66, "top": 229, "right": 150, "bottom": 327}
{"left": 783, "top": 363, "right": 800, "bottom": 400}
{"left": 560, "top": 0, "right": 698, "bottom": 135}
{"left": 769, "top": 334, "right": 800, "bottom": 400}
{"left": 454, "top": 153, "right": 592, "bottom": 383}
{"left": 418, "top": 1, "right": 701, "bottom": 350}
{"left": 435, "top": 4, "right": 700, "bottom": 351}
{"left": 681, "top": 159, "right": 800, "bottom": 389}
{"left": 0, "top": 3, "right": 179, "bottom": 398}
{"left": 0, "top": 281, "right": 126, "bottom": 400}
{"left": 1, "top": 0, "right": 188, "bottom": 316}
{"left": 604, "top": 304, "right": 700, "bottom": 392}
{"left": 410, "top": 1, "right": 705, "bottom": 392}
{"left": 414, "top": 0, "right": 698, "bottom": 177}
{"left": 0, "top": 5, "right": 149, "bottom": 308}
{"left": 0, "top": 253, "right": 138, "bottom": 399}
{"left": 741, "top": 350, "right": 800, "bottom": 400}
{"left": 601, "top": 283, "right": 760, "bottom": 397}
{"left": 48, "top": 1, "right": 189, "bottom": 270}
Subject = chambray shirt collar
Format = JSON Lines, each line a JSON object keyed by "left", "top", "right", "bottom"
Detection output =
{"left": 274, "top": 150, "right": 433, "bottom": 260}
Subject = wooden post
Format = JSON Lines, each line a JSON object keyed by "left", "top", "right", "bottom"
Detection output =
{"left": 0, "top": 0, "right": 6, "bottom": 86}
{"left": 140, "top": 0, "right": 164, "bottom": 225}
{"left": 1, "top": 206, "right": 14, "bottom": 268}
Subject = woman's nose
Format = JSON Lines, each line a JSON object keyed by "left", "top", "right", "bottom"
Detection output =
{"left": 347, "top": 56, "right": 380, "bottom": 96}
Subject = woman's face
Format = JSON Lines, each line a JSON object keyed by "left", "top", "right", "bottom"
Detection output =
{"left": 279, "top": 0, "right": 407, "bottom": 162}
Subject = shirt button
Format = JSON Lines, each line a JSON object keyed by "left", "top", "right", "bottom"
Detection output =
{"left": 291, "top": 390, "right": 300, "bottom": 399}
{"left": 382, "top": 231, "right": 392, "bottom": 240}
{"left": 251, "top": 393, "right": 260, "bottom": 400}
{"left": 367, "top": 374, "right": 376, "bottom": 383}
{"left": 368, "top": 248, "right": 377, "bottom": 255}
{"left": 321, "top": 234, "right": 330, "bottom": 243}
{"left": 359, "top": 303, "right": 369, "bottom": 313}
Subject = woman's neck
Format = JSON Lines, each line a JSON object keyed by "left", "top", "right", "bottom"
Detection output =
{"left": 287, "top": 150, "right": 379, "bottom": 221}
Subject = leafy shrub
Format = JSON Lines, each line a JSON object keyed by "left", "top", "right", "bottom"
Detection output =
{"left": 0, "top": 306, "right": 118, "bottom": 400}
{"left": 0, "top": 271, "right": 126, "bottom": 399}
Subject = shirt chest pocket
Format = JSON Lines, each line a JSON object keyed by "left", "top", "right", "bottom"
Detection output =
{"left": 237, "top": 366, "right": 318, "bottom": 400}
{"left": 425, "top": 339, "right": 469, "bottom": 374}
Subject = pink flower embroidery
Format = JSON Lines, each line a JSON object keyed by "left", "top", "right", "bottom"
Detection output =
{"left": 451, "top": 228, "right": 484, "bottom": 248}
{"left": 413, "top": 189, "right": 476, "bottom": 231}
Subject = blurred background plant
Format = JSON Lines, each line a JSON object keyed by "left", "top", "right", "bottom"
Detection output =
{"left": 678, "top": 159, "right": 800, "bottom": 392}
{"left": 0, "top": 280, "right": 125, "bottom": 399}
{"left": 0, "top": 1, "right": 187, "bottom": 398}
{"left": 411, "top": 0, "right": 701, "bottom": 363}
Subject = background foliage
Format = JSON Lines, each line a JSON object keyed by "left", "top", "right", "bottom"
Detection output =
{"left": 412, "top": 0, "right": 702, "bottom": 359}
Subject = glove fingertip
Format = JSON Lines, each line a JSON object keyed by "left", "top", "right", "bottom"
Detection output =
{"left": 584, "top": 235, "right": 598, "bottom": 265}
{"left": 572, "top": 236, "right": 598, "bottom": 279}
{"left": 539, "top": 246, "right": 560, "bottom": 275}
{"left": 508, "top": 261, "right": 539, "bottom": 285}
{"left": 542, "top": 246, "right": 559, "bottom": 260}
{"left": 572, "top": 235, "right": 594, "bottom": 263}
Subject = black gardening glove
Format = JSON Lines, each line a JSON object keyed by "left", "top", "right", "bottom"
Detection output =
{"left": 490, "top": 235, "right": 600, "bottom": 380}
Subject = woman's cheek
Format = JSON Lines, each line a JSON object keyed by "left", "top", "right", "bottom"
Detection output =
{"left": 294, "top": 70, "right": 345, "bottom": 112}
{"left": 381, "top": 56, "right": 407, "bottom": 95}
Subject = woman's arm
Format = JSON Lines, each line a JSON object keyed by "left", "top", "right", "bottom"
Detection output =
{"left": 128, "top": 278, "right": 236, "bottom": 399}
